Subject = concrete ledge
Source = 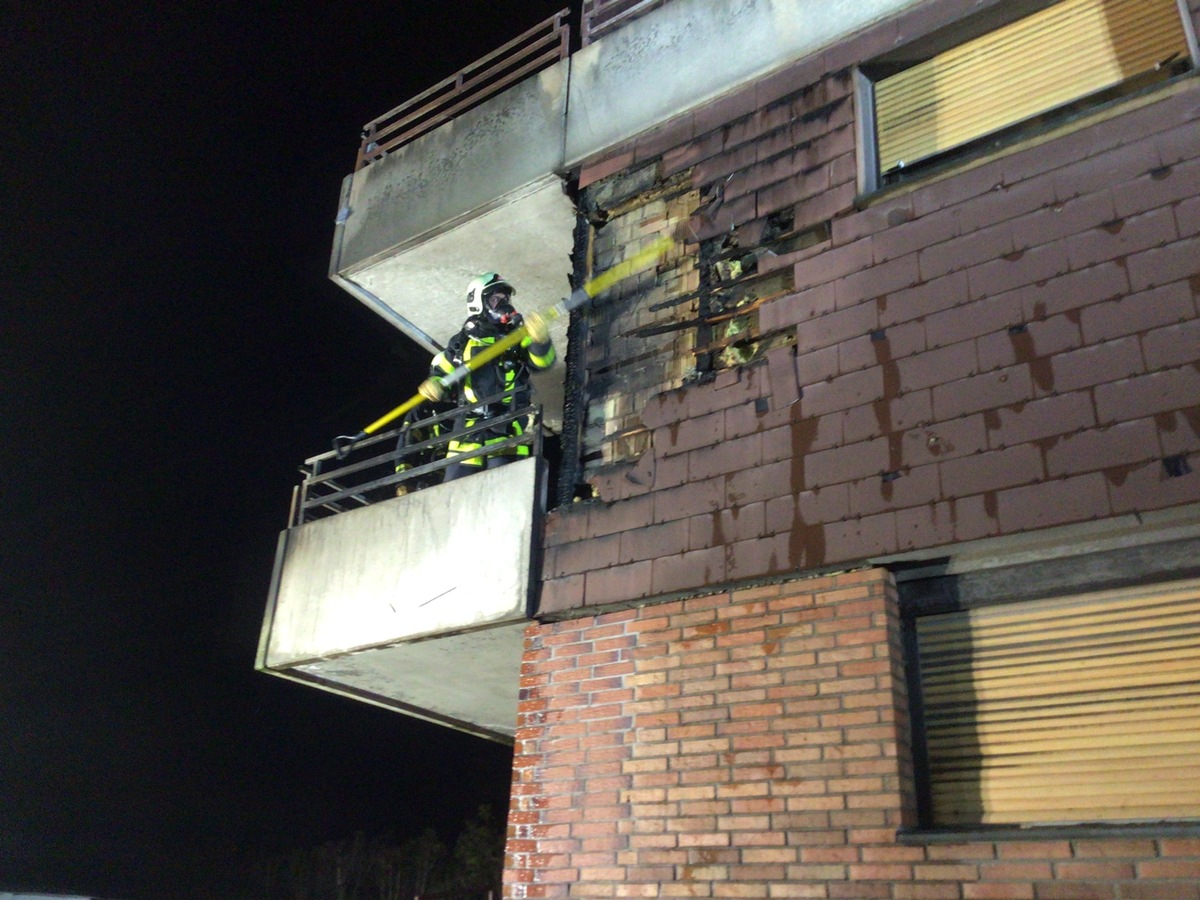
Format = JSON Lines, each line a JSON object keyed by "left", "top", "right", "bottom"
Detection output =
{"left": 257, "top": 458, "right": 540, "bottom": 741}
{"left": 338, "top": 61, "right": 570, "bottom": 272}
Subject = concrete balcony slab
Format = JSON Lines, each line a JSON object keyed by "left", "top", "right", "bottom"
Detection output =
{"left": 257, "top": 457, "right": 541, "bottom": 742}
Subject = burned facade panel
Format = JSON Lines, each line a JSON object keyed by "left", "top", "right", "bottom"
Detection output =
{"left": 570, "top": 70, "right": 860, "bottom": 486}
{"left": 576, "top": 166, "right": 701, "bottom": 473}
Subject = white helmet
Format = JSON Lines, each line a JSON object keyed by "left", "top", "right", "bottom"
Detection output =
{"left": 466, "top": 272, "right": 515, "bottom": 318}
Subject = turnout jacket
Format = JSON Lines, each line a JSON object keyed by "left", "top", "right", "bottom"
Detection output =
{"left": 430, "top": 313, "right": 555, "bottom": 413}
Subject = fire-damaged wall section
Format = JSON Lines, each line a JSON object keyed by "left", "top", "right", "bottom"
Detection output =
{"left": 541, "top": 0, "right": 1200, "bottom": 618}
{"left": 571, "top": 61, "right": 857, "bottom": 480}
{"left": 576, "top": 166, "right": 701, "bottom": 471}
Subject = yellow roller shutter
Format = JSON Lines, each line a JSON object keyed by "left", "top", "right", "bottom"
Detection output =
{"left": 915, "top": 578, "right": 1200, "bottom": 827}
{"left": 875, "top": 0, "right": 1191, "bottom": 175}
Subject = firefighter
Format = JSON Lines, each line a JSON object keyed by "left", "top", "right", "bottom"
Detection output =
{"left": 417, "top": 273, "right": 555, "bottom": 482}
{"left": 392, "top": 401, "right": 453, "bottom": 497}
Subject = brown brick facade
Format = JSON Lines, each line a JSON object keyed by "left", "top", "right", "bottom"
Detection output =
{"left": 505, "top": 570, "right": 1200, "bottom": 898}
{"left": 544, "top": 0, "right": 1200, "bottom": 615}
{"left": 510, "top": 0, "right": 1200, "bottom": 896}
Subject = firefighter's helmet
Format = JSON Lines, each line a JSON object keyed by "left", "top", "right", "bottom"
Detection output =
{"left": 466, "top": 272, "right": 515, "bottom": 318}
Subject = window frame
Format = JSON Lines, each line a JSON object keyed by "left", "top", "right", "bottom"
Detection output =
{"left": 896, "top": 537, "right": 1200, "bottom": 836}
{"left": 855, "top": 0, "right": 1200, "bottom": 196}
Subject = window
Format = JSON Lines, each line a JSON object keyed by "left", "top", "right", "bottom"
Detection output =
{"left": 857, "top": 0, "right": 1198, "bottom": 192}
{"left": 905, "top": 576, "right": 1200, "bottom": 829}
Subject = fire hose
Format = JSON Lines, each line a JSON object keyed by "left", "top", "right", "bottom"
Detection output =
{"left": 333, "top": 235, "right": 673, "bottom": 458}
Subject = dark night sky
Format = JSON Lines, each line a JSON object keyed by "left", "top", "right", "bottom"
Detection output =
{"left": 2, "top": 2, "right": 571, "bottom": 896}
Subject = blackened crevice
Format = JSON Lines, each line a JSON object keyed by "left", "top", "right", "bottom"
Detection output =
{"left": 555, "top": 203, "right": 594, "bottom": 508}
{"left": 1164, "top": 454, "right": 1193, "bottom": 478}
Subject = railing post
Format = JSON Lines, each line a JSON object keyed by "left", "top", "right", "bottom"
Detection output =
{"left": 288, "top": 484, "right": 301, "bottom": 528}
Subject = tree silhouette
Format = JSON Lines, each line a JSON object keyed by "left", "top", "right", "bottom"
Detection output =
{"left": 451, "top": 806, "right": 505, "bottom": 897}
{"left": 237, "top": 807, "right": 503, "bottom": 899}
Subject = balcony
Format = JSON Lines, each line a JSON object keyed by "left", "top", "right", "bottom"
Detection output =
{"left": 328, "top": 0, "right": 925, "bottom": 431}
{"left": 257, "top": 408, "right": 544, "bottom": 743}
{"left": 331, "top": 12, "right": 576, "bottom": 432}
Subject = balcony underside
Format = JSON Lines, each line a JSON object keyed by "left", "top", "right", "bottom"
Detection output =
{"left": 270, "top": 622, "right": 528, "bottom": 743}
{"left": 258, "top": 458, "right": 541, "bottom": 743}
{"left": 335, "top": 175, "right": 576, "bottom": 432}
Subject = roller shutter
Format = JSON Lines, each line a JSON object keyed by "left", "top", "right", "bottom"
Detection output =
{"left": 915, "top": 578, "right": 1200, "bottom": 826}
{"left": 875, "top": 0, "right": 1192, "bottom": 176}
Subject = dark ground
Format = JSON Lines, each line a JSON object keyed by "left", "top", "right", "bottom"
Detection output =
{"left": 1, "top": 2, "right": 572, "bottom": 896}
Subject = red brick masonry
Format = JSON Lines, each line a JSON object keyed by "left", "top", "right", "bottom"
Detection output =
{"left": 505, "top": 570, "right": 1200, "bottom": 899}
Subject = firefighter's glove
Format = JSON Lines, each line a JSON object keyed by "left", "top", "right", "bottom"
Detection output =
{"left": 525, "top": 311, "right": 551, "bottom": 345}
{"left": 418, "top": 377, "right": 446, "bottom": 403}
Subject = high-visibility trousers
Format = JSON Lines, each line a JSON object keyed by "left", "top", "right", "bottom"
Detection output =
{"left": 447, "top": 415, "right": 529, "bottom": 468}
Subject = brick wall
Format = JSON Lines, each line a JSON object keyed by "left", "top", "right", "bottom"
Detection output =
{"left": 543, "top": 0, "right": 1200, "bottom": 615}
{"left": 505, "top": 569, "right": 1200, "bottom": 898}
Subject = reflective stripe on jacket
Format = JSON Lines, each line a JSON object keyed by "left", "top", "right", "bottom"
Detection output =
{"left": 430, "top": 314, "right": 556, "bottom": 409}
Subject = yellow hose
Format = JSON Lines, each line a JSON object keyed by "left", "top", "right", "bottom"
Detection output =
{"left": 356, "top": 234, "right": 673, "bottom": 438}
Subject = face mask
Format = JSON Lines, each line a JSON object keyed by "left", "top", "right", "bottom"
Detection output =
{"left": 485, "top": 290, "right": 514, "bottom": 323}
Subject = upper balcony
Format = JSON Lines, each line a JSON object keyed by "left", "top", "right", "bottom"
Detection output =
{"left": 329, "top": 0, "right": 927, "bottom": 432}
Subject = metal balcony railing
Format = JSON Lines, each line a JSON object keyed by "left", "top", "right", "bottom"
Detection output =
{"left": 356, "top": 10, "right": 570, "bottom": 170}
{"left": 290, "top": 396, "right": 542, "bottom": 526}
{"left": 581, "top": 0, "right": 669, "bottom": 45}
{"left": 352, "top": 3, "right": 685, "bottom": 167}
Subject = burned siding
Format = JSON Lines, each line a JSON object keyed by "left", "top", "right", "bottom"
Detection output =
{"left": 543, "top": 0, "right": 1200, "bottom": 616}
{"left": 578, "top": 165, "right": 701, "bottom": 469}
{"left": 571, "top": 67, "right": 856, "bottom": 474}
